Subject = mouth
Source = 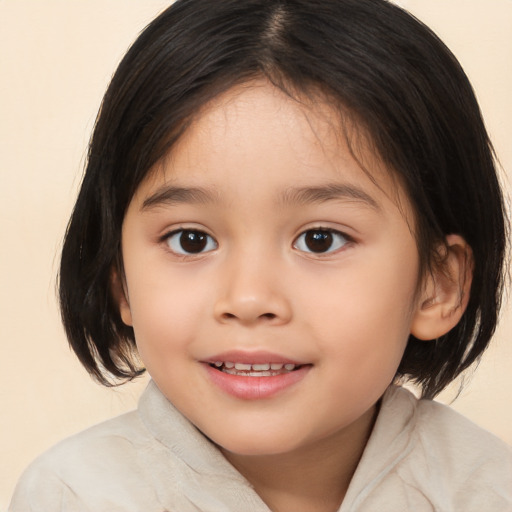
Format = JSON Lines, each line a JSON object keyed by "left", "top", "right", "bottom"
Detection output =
{"left": 208, "top": 361, "right": 304, "bottom": 377}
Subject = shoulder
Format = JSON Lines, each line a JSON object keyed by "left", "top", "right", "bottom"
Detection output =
{"left": 411, "top": 388, "right": 512, "bottom": 468}
{"left": 23, "top": 408, "right": 150, "bottom": 472}
{"left": 9, "top": 382, "right": 265, "bottom": 512}
{"left": 389, "top": 387, "right": 512, "bottom": 509}
{"left": 345, "top": 386, "right": 512, "bottom": 511}
{"left": 9, "top": 410, "right": 158, "bottom": 512}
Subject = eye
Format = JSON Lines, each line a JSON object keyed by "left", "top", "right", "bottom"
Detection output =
{"left": 166, "top": 229, "right": 218, "bottom": 255}
{"left": 294, "top": 228, "right": 349, "bottom": 254}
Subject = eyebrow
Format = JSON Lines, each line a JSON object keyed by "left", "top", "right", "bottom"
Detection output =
{"left": 280, "top": 183, "right": 380, "bottom": 210}
{"left": 140, "top": 182, "right": 380, "bottom": 211}
{"left": 141, "top": 186, "right": 218, "bottom": 210}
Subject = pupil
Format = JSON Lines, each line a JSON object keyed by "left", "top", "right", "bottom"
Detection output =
{"left": 180, "top": 231, "right": 207, "bottom": 253}
{"left": 305, "top": 230, "right": 333, "bottom": 253}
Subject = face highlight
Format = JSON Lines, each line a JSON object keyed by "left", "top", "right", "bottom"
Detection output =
{"left": 117, "top": 81, "right": 424, "bottom": 458}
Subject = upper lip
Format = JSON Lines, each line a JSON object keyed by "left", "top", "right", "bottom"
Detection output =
{"left": 203, "top": 350, "right": 305, "bottom": 365}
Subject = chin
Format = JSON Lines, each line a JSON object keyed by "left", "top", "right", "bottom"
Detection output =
{"left": 208, "top": 427, "right": 307, "bottom": 458}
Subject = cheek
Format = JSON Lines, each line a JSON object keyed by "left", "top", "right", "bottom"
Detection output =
{"left": 125, "top": 266, "right": 213, "bottom": 362}
{"left": 302, "top": 245, "right": 418, "bottom": 370}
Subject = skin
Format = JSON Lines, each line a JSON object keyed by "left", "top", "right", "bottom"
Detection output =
{"left": 114, "top": 81, "right": 470, "bottom": 512}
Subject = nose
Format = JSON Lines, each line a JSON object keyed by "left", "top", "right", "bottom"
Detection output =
{"left": 213, "top": 252, "right": 292, "bottom": 326}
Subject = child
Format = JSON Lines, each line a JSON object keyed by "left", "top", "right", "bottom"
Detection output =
{"left": 10, "top": 0, "right": 512, "bottom": 510}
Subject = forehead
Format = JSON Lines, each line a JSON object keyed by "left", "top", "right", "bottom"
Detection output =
{"left": 135, "top": 80, "right": 409, "bottom": 216}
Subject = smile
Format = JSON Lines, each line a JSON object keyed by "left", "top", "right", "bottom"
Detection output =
{"left": 204, "top": 359, "right": 311, "bottom": 400}
{"left": 210, "top": 361, "right": 301, "bottom": 377}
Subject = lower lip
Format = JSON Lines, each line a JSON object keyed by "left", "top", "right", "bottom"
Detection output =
{"left": 204, "top": 364, "right": 311, "bottom": 400}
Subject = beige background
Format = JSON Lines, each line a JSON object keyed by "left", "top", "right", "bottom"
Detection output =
{"left": 1, "top": 0, "right": 511, "bottom": 508}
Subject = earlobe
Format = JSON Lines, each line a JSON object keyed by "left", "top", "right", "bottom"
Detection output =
{"left": 110, "top": 266, "right": 133, "bottom": 327}
{"left": 410, "top": 235, "right": 473, "bottom": 341}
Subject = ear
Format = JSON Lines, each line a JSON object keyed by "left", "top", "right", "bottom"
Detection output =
{"left": 110, "top": 266, "right": 133, "bottom": 327}
{"left": 410, "top": 234, "right": 473, "bottom": 341}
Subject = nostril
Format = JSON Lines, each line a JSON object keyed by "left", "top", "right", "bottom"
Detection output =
{"left": 219, "top": 312, "right": 277, "bottom": 322}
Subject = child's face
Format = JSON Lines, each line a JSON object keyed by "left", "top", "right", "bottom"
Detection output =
{"left": 118, "top": 81, "right": 423, "bottom": 456}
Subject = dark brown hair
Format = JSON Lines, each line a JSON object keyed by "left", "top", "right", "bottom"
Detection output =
{"left": 59, "top": 0, "right": 507, "bottom": 399}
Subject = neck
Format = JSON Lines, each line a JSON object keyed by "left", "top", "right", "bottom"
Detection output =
{"left": 221, "top": 404, "right": 378, "bottom": 512}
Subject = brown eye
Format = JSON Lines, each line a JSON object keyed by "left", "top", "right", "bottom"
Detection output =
{"left": 166, "top": 229, "right": 217, "bottom": 254}
{"left": 294, "top": 229, "right": 348, "bottom": 254}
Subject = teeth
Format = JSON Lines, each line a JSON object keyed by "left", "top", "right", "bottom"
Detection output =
{"left": 252, "top": 363, "right": 270, "bottom": 371}
{"left": 213, "top": 361, "right": 299, "bottom": 373}
{"left": 234, "top": 363, "right": 252, "bottom": 370}
{"left": 224, "top": 369, "right": 274, "bottom": 377}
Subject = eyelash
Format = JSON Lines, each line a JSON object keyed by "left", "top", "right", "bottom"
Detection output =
{"left": 162, "top": 227, "right": 352, "bottom": 256}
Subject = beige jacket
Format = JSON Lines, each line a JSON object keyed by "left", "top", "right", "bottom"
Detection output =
{"left": 10, "top": 381, "right": 512, "bottom": 511}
